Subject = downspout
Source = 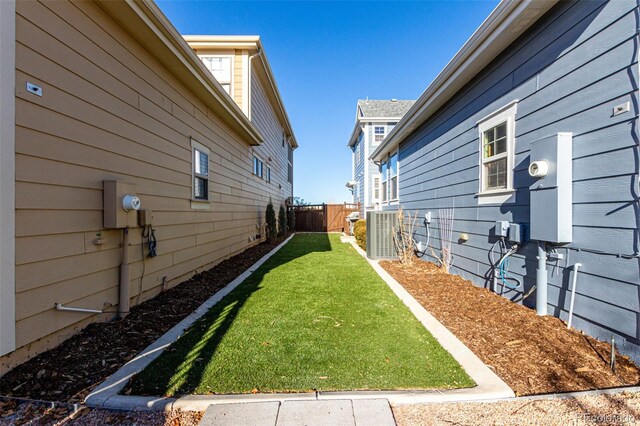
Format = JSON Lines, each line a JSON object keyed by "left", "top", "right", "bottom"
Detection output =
{"left": 247, "top": 49, "right": 262, "bottom": 121}
{"left": 536, "top": 241, "right": 547, "bottom": 315}
{"left": 119, "top": 227, "right": 130, "bottom": 319}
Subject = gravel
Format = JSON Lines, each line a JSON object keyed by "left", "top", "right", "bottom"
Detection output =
{"left": 393, "top": 392, "right": 640, "bottom": 425}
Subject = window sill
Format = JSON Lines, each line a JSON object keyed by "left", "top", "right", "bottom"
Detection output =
{"left": 476, "top": 189, "right": 515, "bottom": 205}
{"left": 191, "top": 200, "right": 211, "bottom": 210}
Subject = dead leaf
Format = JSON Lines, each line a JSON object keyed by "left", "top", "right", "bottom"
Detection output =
{"left": 251, "top": 388, "right": 258, "bottom": 394}
{"left": 69, "top": 407, "right": 90, "bottom": 419}
{"left": 575, "top": 367, "right": 590, "bottom": 373}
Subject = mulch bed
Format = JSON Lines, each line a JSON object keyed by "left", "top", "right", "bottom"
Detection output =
{"left": 0, "top": 398, "right": 202, "bottom": 426}
{"left": 0, "top": 239, "right": 284, "bottom": 403}
{"left": 380, "top": 260, "right": 640, "bottom": 396}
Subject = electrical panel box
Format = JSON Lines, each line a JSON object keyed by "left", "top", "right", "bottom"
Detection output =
{"left": 138, "top": 209, "right": 153, "bottom": 227}
{"left": 103, "top": 181, "right": 139, "bottom": 229}
{"left": 495, "top": 220, "right": 509, "bottom": 237}
{"left": 528, "top": 133, "right": 572, "bottom": 243}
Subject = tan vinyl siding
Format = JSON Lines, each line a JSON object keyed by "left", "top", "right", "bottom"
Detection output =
{"left": 2, "top": 0, "right": 287, "bottom": 372}
{"left": 234, "top": 50, "right": 244, "bottom": 108}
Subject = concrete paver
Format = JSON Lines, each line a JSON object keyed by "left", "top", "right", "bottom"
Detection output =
{"left": 198, "top": 398, "right": 397, "bottom": 426}
{"left": 352, "top": 399, "right": 396, "bottom": 426}
{"left": 200, "top": 401, "right": 280, "bottom": 426}
{"left": 276, "top": 400, "right": 353, "bottom": 426}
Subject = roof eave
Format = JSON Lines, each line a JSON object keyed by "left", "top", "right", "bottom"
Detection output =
{"left": 370, "top": 0, "right": 558, "bottom": 162}
{"left": 97, "top": 0, "right": 264, "bottom": 147}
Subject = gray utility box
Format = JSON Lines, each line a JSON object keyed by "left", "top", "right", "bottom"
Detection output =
{"left": 528, "top": 133, "right": 572, "bottom": 244}
{"left": 366, "top": 211, "right": 397, "bottom": 260}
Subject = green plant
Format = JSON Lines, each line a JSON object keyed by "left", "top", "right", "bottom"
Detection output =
{"left": 287, "top": 204, "right": 295, "bottom": 232}
{"left": 354, "top": 219, "right": 366, "bottom": 251}
{"left": 278, "top": 204, "right": 287, "bottom": 239}
{"left": 265, "top": 201, "right": 277, "bottom": 242}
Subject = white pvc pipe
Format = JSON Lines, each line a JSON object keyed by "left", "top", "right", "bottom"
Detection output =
{"left": 567, "top": 262, "right": 583, "bottom": 329}
{"left": 55, "top": 303, "right": 103, "bottom": 314}
{"left": 536, "top": 241, "right": 548, "bottom": 315}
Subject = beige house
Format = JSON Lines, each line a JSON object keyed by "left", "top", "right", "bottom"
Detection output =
{"left": 0, "top": 0, "right": 297, "bottom": 373}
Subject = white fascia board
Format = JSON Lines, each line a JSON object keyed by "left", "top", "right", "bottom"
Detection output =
{"left": 0, "top": 0, "right": 15, "bottom": 356}
{"left": 370, "top": 0, "right": 558, "bottom": 162}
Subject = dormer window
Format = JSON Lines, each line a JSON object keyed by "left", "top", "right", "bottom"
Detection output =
{"left": 200, "top": 56, "right": 232, "bottom": 95}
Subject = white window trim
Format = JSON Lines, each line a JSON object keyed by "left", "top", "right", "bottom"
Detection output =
{"left": 0, "top": 0, "right": 15, "bottom": 355}
{"left": 252, "top": 154, "right": 264, "bottom": 179}
{"left": 199, "top": 54, "right": 234, "bottom": 96}
{"left": 389, "top": 149, "right": 400, "bottom": 204}
{"left": 191, "top": 138, "right": 211, "bottom": 209}
{"left": 476, "top": 100, "right": 517, "bottom": 205}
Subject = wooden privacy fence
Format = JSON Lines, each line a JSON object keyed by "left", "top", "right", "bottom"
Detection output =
{"left": 293, "top": 203, "right": 360, "bottom": 234}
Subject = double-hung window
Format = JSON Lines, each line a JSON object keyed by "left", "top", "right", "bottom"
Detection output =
{"left": 381, "top": 162, "right": 388, "bottom": 203}
{"left": 373, "top": 176, "right": 380, "bottom": 203}
{"left": 374, "top": 126, "right": 385, "bottom": 144}
{"left": 253, "top": 156, "right": 264, "bottom": 178}
{"left": 200, "top": 56, "right": 232, "bottom": 95}
{"left": 389, "top": 151, "right": 398, "bottom": 201}
{"left": 191, "top": 139, "right": 209, "bottom": 202}
{"left": 477, "top": 101, "right": 517, "bottom": 204}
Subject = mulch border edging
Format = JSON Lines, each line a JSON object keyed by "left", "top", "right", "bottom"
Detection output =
{"left": 84, "top": 234, "right": 296, "bottom": 411}
{"left": 340, "top": 235, "right": 515, "bottom": 403}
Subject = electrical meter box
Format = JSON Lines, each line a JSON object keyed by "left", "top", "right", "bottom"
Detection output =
{"left": 528, "top": 133, "right": 572, "bottom": 243}
{"left": 103, "top": 180, "right": 139, "bottom": 229}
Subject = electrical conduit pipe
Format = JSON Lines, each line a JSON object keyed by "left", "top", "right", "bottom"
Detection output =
{"left": 536, "top": 241, "right": 548, "bottom": 315}
{"left": 567, "top": 263, "right": 583, "bottom": 329}
{"left": 119, "top": 227, "right": 130, "bottom": 319}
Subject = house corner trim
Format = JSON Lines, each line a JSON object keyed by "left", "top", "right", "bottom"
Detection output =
{"left": 0, "top": 0, "right": 16, "bottom": 356}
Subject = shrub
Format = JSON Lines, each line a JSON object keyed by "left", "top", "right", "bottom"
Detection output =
{"left": 354, "top": 219, "right": 366, "bottom": 251}
{"left": 287, "top": 205, "right": 295, "bottom": 232}
{"left": 278, "top": 204, "right": 287, "bottom": 239}
{"left": 265, "top": 201, "right": 277, "bottom": 242}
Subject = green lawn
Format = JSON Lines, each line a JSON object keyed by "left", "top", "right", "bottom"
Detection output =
{"left": 128, "top": 234, "right": 474, "bottom": 396}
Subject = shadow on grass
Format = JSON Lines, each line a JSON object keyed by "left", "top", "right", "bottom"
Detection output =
{"left": 126, "top": 233, "right": 331, "bottom": 397}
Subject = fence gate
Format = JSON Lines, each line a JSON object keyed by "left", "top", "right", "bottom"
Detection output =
{"left": 293, "top": 203, "right": 360, "bottom": 233}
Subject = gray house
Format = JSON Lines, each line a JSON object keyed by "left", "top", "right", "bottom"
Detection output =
{"left": 371, "top": 0, "right": 640, "bottom": 360}
{"left": 347, "top": 99, "right": 414, "bottom": 215}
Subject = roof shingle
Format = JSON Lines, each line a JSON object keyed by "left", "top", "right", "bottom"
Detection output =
{"left": 357, "top": 99, "right": 416, "bottom": 118}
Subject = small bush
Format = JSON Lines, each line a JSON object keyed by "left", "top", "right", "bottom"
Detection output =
{"left": 265, "top": 201, "right": 277, "bottom": 242}
{"left": 278, "top": 204, "right": 287, "bottom": 239}
{"left": 287, "top": 205, "right": 295, "bottom": 232}
{"left": 354, "top": 219, "right": 366, "bottom": 251}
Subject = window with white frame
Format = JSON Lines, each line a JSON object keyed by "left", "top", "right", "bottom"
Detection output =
{"left": 200, "top": 56, "right": 232, "bottom": 95}
{"left": 380, "top": 150, "right": 399, "bottom": 203}
{"left": 389, "top": 151, "right": 398, "bottom": 201}
{"left": 373, "top": 175, "right": 380, "bottom": 202}
{"left": 381, "top": 162, "right": 388, "bottom": 203}
{"left": 191, "top": 139, "right": 209, "bottom": 201}
{"left": 253, "top": 156, "right": 264, "bottom": 178}
{"left": 477, "top": 101, "right": 517, "bottom": 200}
{"left": 266, "top": 166, "right": 271, "bottom": 183}
{"left": 374, "top": 125, "right": 385, "bottom": 144}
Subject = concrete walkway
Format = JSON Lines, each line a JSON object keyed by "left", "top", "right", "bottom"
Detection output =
{"left": 199, "top": 398, "right": 395, "bottom": 426}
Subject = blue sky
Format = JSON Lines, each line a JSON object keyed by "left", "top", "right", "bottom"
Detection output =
{"left": 157, "top": 0, "right": 499, "bottom": 204}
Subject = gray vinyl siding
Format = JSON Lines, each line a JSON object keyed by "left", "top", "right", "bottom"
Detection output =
{"left": 388, "top": 0, "right": 640, "bottom": 360}
{"left": 353, "top": 131, "right": 366, "bottom": 215}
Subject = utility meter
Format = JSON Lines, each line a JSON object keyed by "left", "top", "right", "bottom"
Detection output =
{"left": 528, "top": 133, "right": 572, "bottom": 243}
